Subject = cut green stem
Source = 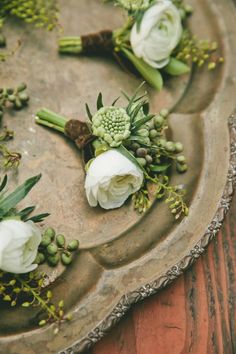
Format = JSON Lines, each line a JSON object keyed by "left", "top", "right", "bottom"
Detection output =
{"left": 58, "top": 37, "right": 83, "bottom": 54}
{"left": 36, "top": 109, "right": 67, "bottom": 133}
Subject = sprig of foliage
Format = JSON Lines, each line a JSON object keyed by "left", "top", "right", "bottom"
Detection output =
{"left": 174, "top": 31, "right": 224, "bottom": 70}
{"left": 0, "top": 270, "right": 72, "bottom": 330}
{"left": 0, "top": 0, "right": 59, "bottom": 31}
{"left": 0, "top": 83, "right": 29, "bottom": 119}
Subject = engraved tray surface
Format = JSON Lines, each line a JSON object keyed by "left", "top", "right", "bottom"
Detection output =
{"left": 1, "top": 0, "right": 236, "bottom": 353}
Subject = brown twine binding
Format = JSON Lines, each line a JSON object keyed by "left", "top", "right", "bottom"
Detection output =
{"left": 65, "top": 119, "right": 94, "bottom": 150}
{"left": 81, "top": 30, "right": 114, "bottom": 55}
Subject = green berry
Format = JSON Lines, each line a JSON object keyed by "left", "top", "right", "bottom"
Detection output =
{"left": 177, "top": 163, "right": 188, "bottom": 173}
{"left": 67, "top": 240, "right": 79, "bottom": 252}
{"left": 34, "top": 252, "right": 45, "bottom": 265}
{"left": 149, "top": 129, "right": 158, "bottom": 139}
{"left": 131, "top": 142, "right": 140, "bottom": 151}
{"left": 56, "top": 234, "right": 66, "bottom": 247}
{"left": 136, "top": 157, "right": 147, "bottom": 167}
{"left": 19, "top": 92, "right": 29, "bottom": 102}
{"left": 8, "top": 95, "right": 16, "bottom": 103}
{"left": 61, "top": 252, "right": 73, "bottom": 266}
{"left": 160, "top": 109, "right": 169, "bottom": 118}
{"left": 40, "top": 235, "right": 51, "bottom": 247}
{"left": 47, "top": 254, "right": 60, "bottom": 267}
{"left": 47, "top": 243, "right": 58, "bottom": 255}
{"left": 177, "top": 155, "right": 186, "bottom": 164}
{"left": 17, "top": 83, "right": 27, "bottom": 92}
{"left": 136, "top": 148, "right": 147, "bottom": 157}
{"left": 44, "top": 227, "right": 55, "bottom": 240}
{"left": 166, "top": 141, "right": 176, "bottom": 152}
{"left": 175, "top": 142, "right": 184, "bottom": 153}
{"left": 154, "top": 115, "right": 164, "bottom": 128}
{"left": 145, "top": 155, "right": 153, "bottom": 164}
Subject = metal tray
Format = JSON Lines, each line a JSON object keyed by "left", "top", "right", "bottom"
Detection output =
{"left": 1, "top": 0, "right": 236, "bottom": 353}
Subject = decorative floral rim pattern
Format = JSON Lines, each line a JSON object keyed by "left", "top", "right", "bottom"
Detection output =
{"left": 60, "top": 114, "right": 236, "bottom": 354}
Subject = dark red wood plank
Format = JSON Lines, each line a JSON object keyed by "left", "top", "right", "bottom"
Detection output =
{"left": 91, "top": 195, "right": 236, "bottom": 354}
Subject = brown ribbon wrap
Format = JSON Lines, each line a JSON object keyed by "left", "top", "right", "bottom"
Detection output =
{"left": 81, "top": 30, "right": 114, "bottom": 55}
{"left": 65, "top": 119, "right": 94, "bottom": 150}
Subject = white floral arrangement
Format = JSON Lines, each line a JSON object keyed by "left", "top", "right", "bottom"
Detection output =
{"left": 36, "top": 84, "right": 188, "bottom": 216}
{"left": 58, "top": 0, "right": 223, "bottom": 90}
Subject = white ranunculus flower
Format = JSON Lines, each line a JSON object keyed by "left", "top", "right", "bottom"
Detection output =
{"left": 85, "top": 149, "right": 143, "bottom": 210}
{"left": 130, "top": 0, "right": 182, "bottom": 69}
{"left": 0, "top": 219, "right": 42, "bottom": 274}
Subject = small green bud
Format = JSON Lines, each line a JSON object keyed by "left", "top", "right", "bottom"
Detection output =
{"left": 40, "top": 235, "right": 51, "bottom": 247}
{"left": 6, "top": 88, "right": 14, "bottom": 95}
{"left": 136, "top": 157, "right": 147, "bottom": 167}
{"left": 136, "top": 148, "right": 147, "bottom": 157}
{"left": 177, "top": 163, "right": 188, "bottom": 173}
{"left": 67, "top": 240, "right": 79, "bottom": 252}
{"left": 166, "top": 141, "right": 176, "bottom": 152}
{"left": 160, "top": 109, "right": 169, "bottom": 118}
{"left": 56, "top": 234, "right": 66, "bottom": 247}
{"left": 61, "top": 252, "right": 73, "bottom": 266}
{"left": 176, "top": 155, "right": 186, "bottom": 164}
{"left": 34, "top": 252, "right": 45, "bottom": 264}
{"left": 17, "top": 83, "right": 27, "bottom": 92}
{"left": 19, "top": 92, "right": 29, "bottom": 102}
{"left": 149, "top": 129, "right": 158, "bottom": 139}
{"left": 44, "top": 227, "right": 55, "bottom": 240}
{"left": 39, "top": 320, "right": 46, "bottom": 326}
{"left": 47, "top": 243, "right": 58, "bottom": 255}
{"left": 131, "top": 142, "right": 140, "bottom": 151}
{"left": 47, "top": 254, "right": 60, "bottom": 266}
{"left": 154, "top": 115, "right": 164, "bottom": 128}
{"left": 14, "top": 99, "right": 22, "bottom": 109}
{"left": 22, "top": 302, "right": 30, "bottom": 307}
{"left": 137, "top": 128, "right": 149, "bottom": 137}
{"left": 8, "top": 95, "right": 16, "bottom": 103}
{"left": 208, "top": 62, "right": 216, "bottom": 70}
{"left": 145, "top": 155, "right": 153, "bottom": 164}
{"left": 175, "top": 142, "right": 184, "bottom": 153}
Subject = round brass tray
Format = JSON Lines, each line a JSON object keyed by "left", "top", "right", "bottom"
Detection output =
{"left": 1, "top": 0, "right": 236, "bottom": 353}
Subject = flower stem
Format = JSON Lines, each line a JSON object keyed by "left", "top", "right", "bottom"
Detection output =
{"left": 36, "top": 109, "right": 67, "bottom": 134}
{"left": 58, "top": 37, "right": 82, "bottom": 54}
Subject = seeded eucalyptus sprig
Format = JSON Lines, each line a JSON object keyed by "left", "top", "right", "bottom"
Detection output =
{"left": 0, "top": 0, "right": 59, "bottom": 31}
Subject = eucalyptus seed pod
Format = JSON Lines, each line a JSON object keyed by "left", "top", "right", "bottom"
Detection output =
{"left": 67, "top": 240, "right": 79, "bottom": 252}
{"left": 131, "top": 142, "right": 140, "bottom": 151}
{"left": 160, "top": 109, "right": 169, "bottom": 118}
{"left": 40, "top": 235, "right": 51, "bottom": 247}
{"left": 61, "top": 252, "right": 73, "bottom": 266}
{"left": 157, "top": 138, "right": 167, "bottom": 147}
{"left": 8, "top": 95, "right": 16, "bottom": 103}
{"left": 47, "top": 254, "right": 60, "bottom": 267}
{"left": 56, "top": 234, "right": 66, "bottom": 247}
{"left": 47, "top": 243, "right": 58, "bottom": 255}
{"left": 44, "top": 227, "right": 56, "bottom": 240}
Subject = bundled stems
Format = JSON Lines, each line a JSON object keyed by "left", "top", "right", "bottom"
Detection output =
{"left": 36, "top": 109, "right": 67, "bottom": 133}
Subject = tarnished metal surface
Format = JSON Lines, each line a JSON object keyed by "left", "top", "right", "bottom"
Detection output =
{"left": 0, "top": 0, "right": 235, "bottom": 352}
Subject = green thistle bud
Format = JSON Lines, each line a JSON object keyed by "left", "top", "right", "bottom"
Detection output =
{"left": 40, "top": 235, "right": 51, "bottom": 247}
{"left": 47, "top": 254, "right": 60, "bottom": 266}
{"left": 92, "top": 107, "right": 131, "bottom": 147}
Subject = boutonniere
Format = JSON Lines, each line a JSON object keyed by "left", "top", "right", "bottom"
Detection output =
{"left": 36, "top": 84, "right": 188, "bottom": 219}
{"left": 58, "top": 0, "right": 223, "bottom": 90}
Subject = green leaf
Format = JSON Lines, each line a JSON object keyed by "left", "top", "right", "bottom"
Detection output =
{"left": 150, "top": 164, "right": 170, "bottom": 173}
{"left": 0, "top": 174, "right": 42, "bottom": 217}
{"left": 85, "top": 103, "right": 93, "bottom": 121}
{"left": 125, "top": 81, "right": 146, "bottom": 115}
{"left": 96, "top": 92, "right": 104, "bottom": 110}
{"left": 26, "top": 213, "right": 50, "bottom": 223}
{"left": 117, "top": 145, "right": 146, "bottom": 173}
{"left": 18, "top": 206, "right": 36, "bottom": 220}
{"left": 132, "top": 114, "right": 155, "bottom": 131}
{"left": 121, "top": 48, "right": 163, "bottom": 91}
{"left": 164, "top": 57, "right": 191, "bottom": 76}
{"left": 111, "top": 97, "right": 120, "bottom": 106}
{"left": 0, "top": 175, "right": 7, "bottom": 193}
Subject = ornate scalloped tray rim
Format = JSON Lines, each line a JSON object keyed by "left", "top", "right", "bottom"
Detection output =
{"left": 60, "top": 115, "right": 236, "bottom": 354}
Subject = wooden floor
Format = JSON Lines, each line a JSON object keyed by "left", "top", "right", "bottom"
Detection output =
{"left": 86, "top": 193, "right": 236, "bottom": 354}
